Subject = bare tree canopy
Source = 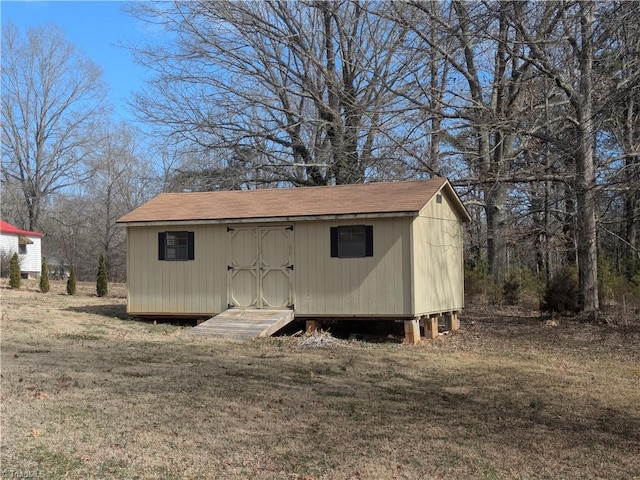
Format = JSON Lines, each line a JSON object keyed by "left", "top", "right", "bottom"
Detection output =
{"left": 504, "top": 0, "right": 640, "bottom": 316}
{"left": 127, "top": 0, "right": 436, "bottom": 187}
{"left": 1, "top": 22, "right": 108, "bottom": 231}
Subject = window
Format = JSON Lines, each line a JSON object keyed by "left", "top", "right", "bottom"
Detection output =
{"left": 330, "top": 225, "right": 373, "bottom": 258}
{"left": 158, "top": 231, "right": 194, "bottom": 261}
{"left": 18, "top": 236, "right": 32, "bottom": 254}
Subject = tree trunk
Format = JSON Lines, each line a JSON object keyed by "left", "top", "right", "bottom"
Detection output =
{"left": 563, "top": 183, "right": 577, "bottom": 266}
{"left": 574, "top": 1, "right": 599, "bottom": 317}
{"left": 485, "top": 185, "right": 507, "bottom": 279}
{"left": 626, "top": 190, "right": 640, "bottom": 278}
{"left": 623, "top": 99, "right": 640, "bottom": 278}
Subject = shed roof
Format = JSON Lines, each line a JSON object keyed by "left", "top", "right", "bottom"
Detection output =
{"left": 117, "top": 178, "right": 470, "bottom": 225}
{"left": 0, "top": 220, "right": 43, "bottom": 238}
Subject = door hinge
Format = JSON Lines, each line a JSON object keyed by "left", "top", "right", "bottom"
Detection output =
{"left": 227, "top": 265, "right": 234, "bottom": 270}
{"left": 227, "top": 227, "right": 234, "bottom": 232}
{"left": 286, "top": 264, "right": 294, "bottom": 270}
{"left": 286, "top": 225, "right": 294, "bottom": 231}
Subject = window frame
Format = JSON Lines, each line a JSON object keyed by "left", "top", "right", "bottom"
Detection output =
{"left": 330, "top": 225, "right": 373, "bottom": 258}
{"left": 158, "top": 231, "right": 195, "bottom": 261}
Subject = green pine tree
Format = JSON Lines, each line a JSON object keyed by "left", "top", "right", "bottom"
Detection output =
{"left": 40, "top": 256, "right": 50, "bottom": 293}
{"left": 9, "top": 253, "right": 21, "bottom": 289}
{"left": 66, "top": 266, "right": 77, "bottom": 295}
{"left": 96, "top": 254, "right": 108, "bottom": 297}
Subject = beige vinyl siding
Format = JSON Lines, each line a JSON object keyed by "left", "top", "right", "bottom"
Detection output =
{"left": 126, "top": 225, "right": 227, "bottom": 315}
{"left": 294, "top": 217, "right": 412, "bottom": 316}
{"left": 411, "top": 191, "right": 465, "bottom": 315}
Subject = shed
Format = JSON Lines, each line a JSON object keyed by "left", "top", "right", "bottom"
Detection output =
{"left": 117, "top": 178, "right": 471, "bottom": 341}
{"left": 0, "top": 220, "right": 43, "bottom": 278}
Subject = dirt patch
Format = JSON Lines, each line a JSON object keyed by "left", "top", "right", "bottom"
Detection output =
{"left": 1, "top": 283, "right": 639, "bottom": 479}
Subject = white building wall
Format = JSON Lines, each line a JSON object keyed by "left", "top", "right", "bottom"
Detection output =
{"left": 0, "top": 234, "right": 19, "bottom": 257}
{"left": 0, "top": 234, "right": 42, "bottom": 276}
{"left": 21, "top": 237, "right": 42, "bottom": 274}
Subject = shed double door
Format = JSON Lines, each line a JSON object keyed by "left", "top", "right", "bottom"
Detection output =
{"left": 227, "top": 225, "right": 294, "bottom": 309}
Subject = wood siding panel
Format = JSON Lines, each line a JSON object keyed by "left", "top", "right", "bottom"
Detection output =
{"left": 126, "top": 225, "right": 227, "bottom": 315}
{"left": 412, "top": 194, "right": 465, "bottom": 315}
{"left": 293, "top": 217, "right": 411, "bottom": 316}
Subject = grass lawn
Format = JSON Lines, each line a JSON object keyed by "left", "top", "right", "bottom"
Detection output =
{"left": 1, "top": 281, "right": 639, "bottom": 479}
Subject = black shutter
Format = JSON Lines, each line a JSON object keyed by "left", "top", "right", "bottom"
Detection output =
{"left": 158, "top": 232, "right": 166, "bottom": 260}
{"left": 330, "top": 227, "right": 339, "bottom": 257}
{"left": 365, "top": 225, "right": 374, "bottom": 257}
{"left": 187, "top": 231, "right": 195, "bottom": 260}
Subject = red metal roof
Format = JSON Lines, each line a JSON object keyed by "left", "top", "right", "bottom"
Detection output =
{"left": 0, "top": 220, "right": 43, "bottom": 238}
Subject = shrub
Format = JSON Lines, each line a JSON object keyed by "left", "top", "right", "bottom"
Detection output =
{"left": 465, "top": 259, "right": 489, "bottom": 297}
{"left": 465, "top": 259, "right": 501, "bottom": 303}
{"left": 598, "top": 255, "right": 632, "bottom": 307}
{"left": 66, "top": 266, "right": 77, "bottom": 295}
{"left": 503, "top": 267, "right": 545, "bottom": 308}
{"left": 96, "top": 254, "right": 108, "bottom": 297}
{"left": 632, "top": 273, "right": 640, "bottom": 299}
{"left": 1, "top": 250, "right": 15, "bottom": 277}
{"left": 9, "top": 253, "right": 21, "bottom": 289}
{"left": 40, "top": 256, "right": 50, "bottom": 293}
{"left": 502, "top": 276, "right": 521, "bottom": 305}
{"left": 541, "top": 265, "right": 579, "bottom": 314}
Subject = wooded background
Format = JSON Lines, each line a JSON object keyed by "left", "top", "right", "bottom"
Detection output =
{"left": 2, "top": 1, "right": 639, "bottom": 316}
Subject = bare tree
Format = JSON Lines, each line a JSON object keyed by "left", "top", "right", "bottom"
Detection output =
{"left": 394, "top": 1, "right": 543, "bottom": 279}
{"left": 85, "top": 123, "right": 155, "bottom": 280}
{"left": 595, "top": 1, "right": 640, "bottom": 279}
{"left": 507, "top": 1, "right": 597, "bottom": 316}
{"left": 166, "top": 145, "right": 261, "bottom": 192}
{"left": 42, "top": 123, "right": 154, "bottom": 281}
{"left": 392, "top": 0, "right": 640, "bottom": 308}
{"left": 126, "top": 0, "right": 430, "bottom": 187}
{"left": 1, "top": 23, "right": 107, "bottom": 231}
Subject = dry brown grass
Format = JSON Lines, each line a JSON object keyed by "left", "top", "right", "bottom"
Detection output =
{"left": 1, "top": 281, "right": 639, "bottom": 479}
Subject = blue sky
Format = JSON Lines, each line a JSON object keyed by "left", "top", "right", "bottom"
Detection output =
{"left": 1, "top": 1, "right": 149, "bottom": 122}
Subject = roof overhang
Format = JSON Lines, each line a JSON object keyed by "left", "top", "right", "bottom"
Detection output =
{"left": 117, "top": 210, "right": 418, "bottom": 228}
{"left": 437, "top": 181, "right": 472, "bottom": 222}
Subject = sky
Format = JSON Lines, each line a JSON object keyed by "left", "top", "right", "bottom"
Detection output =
{"left": 1, "top": 1, "right": 149, "bottom": 122}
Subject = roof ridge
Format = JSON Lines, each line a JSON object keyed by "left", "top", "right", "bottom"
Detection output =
{"left": 157, "top": 177, "right": 444, "bottom": 195}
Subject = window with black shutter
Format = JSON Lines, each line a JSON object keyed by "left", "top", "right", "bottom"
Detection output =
{"left": 330, "top": 225, "right": 373, "bottom": 258}
{"left": 158, "top": 231, "right": 195, "bottom": 261}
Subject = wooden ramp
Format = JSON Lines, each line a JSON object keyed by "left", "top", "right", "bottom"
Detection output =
{"left": 187, "top": 309, "right": 295, "bottom": 339}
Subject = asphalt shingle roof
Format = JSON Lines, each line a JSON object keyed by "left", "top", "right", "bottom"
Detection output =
{"left": 117, "top": 178, "right": 468, "bottom": 224}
